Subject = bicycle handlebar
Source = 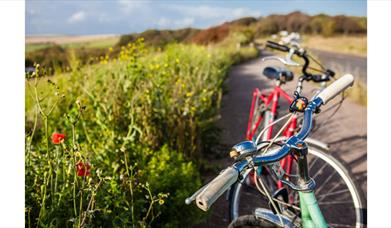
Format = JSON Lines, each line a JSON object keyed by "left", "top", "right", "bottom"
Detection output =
{"left": 187, "top": 74, "right": 355, "bottom": 211}
{"left": 317, "top": 74, "right": 354, "bottom": 104}
{"left": 265, "top": 40, "right": 335, "bottom": 83}
{"left": 195, "top": 167, "right": 238, "bottom": 211}
{"left": 254, "top": 74, "right": 354, "bottom": 164}
{"left": 266, "top": 40, "right": 291, "bottom": 52}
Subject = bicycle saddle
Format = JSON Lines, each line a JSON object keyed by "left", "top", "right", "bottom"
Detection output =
{"left": 262, "top": 66, "right": 294, "bottom": 82}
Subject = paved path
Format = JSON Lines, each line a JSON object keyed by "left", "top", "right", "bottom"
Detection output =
{"left": 310, "top": 49, "right": 367, "bottom": 83}
{"left": 194, "top": 55, "right": 367, "bottom": 227}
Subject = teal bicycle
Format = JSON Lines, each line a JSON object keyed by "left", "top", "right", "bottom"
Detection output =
{"left": 186, "top": 74, "right": 360, "bottom": 227}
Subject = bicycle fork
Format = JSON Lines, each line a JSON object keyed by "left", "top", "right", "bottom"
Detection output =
{"left": 293, "top": 141, "right": 327, "bottom": 228}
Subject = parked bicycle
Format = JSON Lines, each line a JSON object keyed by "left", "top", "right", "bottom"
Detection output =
{"left": 187, "top": 74, "right": 363, "bottom": 227}
{"left": 186, "top": 41, "right": 365, "bottom": 227}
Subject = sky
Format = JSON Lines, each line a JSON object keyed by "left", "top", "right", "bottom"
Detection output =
{"left": 26, "top": 0, "right": 367, "bottom": 36}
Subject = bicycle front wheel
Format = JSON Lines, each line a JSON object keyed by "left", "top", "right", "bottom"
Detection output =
{"left": 228, "top": 144, "right": 365, "bottom": 228}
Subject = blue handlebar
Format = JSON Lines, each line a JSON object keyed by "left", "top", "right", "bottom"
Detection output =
{"left": 233, "top": 97, "right": 324, "bottom": 172}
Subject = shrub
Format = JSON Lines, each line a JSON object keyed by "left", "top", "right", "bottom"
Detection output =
{"left": 25, "top": 39, "right": 253, "bottom": 227}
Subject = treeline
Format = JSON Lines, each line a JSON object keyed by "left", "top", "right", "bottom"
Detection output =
{"left": 25, "top": 11, "right": 366, "bottom": 74}
{"left": 253, "top": 11, "right": 366, "bottom": 37}
{"left": 117, "top": 27, "right": 200, "bottom": 47}
{"left": 118, "top": 12, "right": 366, "bottom": 46}
{"left": 25, "top": 45, "right": 109, "bottom": 75}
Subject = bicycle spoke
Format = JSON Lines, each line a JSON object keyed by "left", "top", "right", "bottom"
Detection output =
{"left": 328, "top": 223, "right": 353, "bottom": 227}
{"left": 311, "top": 161, "right": 329, "bottom": 180}
{"left": 316, "top": 188, "right": 351, "bottom": 200}
{"left": 318, "top": 201, "right": 353, "bottom": 205}
{"left": 315, "top": 169, "right": 337, "bottom": 195}
{"left": 308, "top": 156, "right": 319, "bottom": 172}
{"left": 317, "top": 181, "right": 343, "bottom": 202}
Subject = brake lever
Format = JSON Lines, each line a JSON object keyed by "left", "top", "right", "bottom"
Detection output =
{"left": 326, "top": 69, "right": 335, "bottom": 77}
{"left": 285, "top": 48, "right": 301, "bottom": 66}
{"left": 261, "top": 56, "right": 300, "bottom": 67}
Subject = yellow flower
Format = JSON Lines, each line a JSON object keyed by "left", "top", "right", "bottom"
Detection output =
{"left": 109, "top": 47, "right": 113, "bottom": 52}
{"left": 175, "top": 58, "right": 180, "bottom": 63}
{"left": 159, "top": 199, "right": 164, "bottom": 205}
{"left": 186, "top": 92, "right": 193, "bottom": 97}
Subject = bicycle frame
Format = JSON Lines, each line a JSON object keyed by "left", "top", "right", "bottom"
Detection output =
{"left": 245, "top": 108, "right": 329, "bottom": 227}
{"left": 246, "top": 83, "right": 297, "bottom": 188}
{"left": 232, "top": 138, "right": 328, "bottom": 227}
{"left": 299, "top": 191, "right": 327, "bottom": 228}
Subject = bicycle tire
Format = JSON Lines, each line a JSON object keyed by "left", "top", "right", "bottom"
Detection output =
{"left": 228, "top": 142, "right": 366, "bottom": 228}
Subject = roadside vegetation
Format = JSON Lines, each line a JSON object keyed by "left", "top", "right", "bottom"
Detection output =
{"left": 25, "top": 36, "right": 258, "bottom": 227}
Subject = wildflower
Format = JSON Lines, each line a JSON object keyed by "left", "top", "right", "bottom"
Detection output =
{"left": 175, "top": 58, "right": 180, "bottom": 64}
{"left": 52, "top": 132, "right": 65, "bottom": 144}
{"left": 159, "top": 199, "right": 164, "bottom": 205}
{"left": 109, "top": 47, "right": 113, "bottom": 52}
{"left": 76, "top": 161, "right": 91, "bottom": 177}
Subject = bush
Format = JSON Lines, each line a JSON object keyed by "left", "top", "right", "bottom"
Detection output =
{"left": 25, "top": 39, "right": 252, "bottom": 227}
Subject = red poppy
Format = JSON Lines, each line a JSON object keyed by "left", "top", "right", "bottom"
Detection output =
{"left": 52, "top": 132, "right": 65, "bottom": 144}
{"left": 76, "top": 161, "right": 91, "bottom": 177}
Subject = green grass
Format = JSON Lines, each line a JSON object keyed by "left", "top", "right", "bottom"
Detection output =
{"left": 256, "top": 35, "right": 367, "bottom": 57}
{"left": 26, "top": 43, "right": 53, "bottom": 53}
{"left": 26, "top": 37, "right": 119, "bottom": 53}
{"left": 25, "top": 38, "right": 258, "bottom": 227}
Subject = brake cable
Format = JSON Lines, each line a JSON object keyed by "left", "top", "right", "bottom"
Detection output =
{"left": 308, "top": 53, "right": 327, "bottom": 71}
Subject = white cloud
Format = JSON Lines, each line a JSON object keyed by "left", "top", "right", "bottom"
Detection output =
{"left": 67, "top": 11, "right": 86, "bottom": 23}
{"left": 233, "top": 8, "right": 248, "bottom": 17}
{"left": 157, "top": 17, "right": 195, "bottom": 28}
{"left": 169, "top": 5, "right": 260, "bottom": 21}
{"left": 157, "top": 17, "right": 171, "bottom": 27}
{"left": 176, "top": 17, "right": 195, "bottom": 27}
{"left": 118, "top": 0, "right": 147, "bottom": 13}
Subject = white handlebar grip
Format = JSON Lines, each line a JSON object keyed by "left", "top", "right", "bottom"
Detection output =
{"left": 317, "top": 74, "right": 354, "bottom": 105}
{"left": 196, "top": 167, "right": 238, "bottom": 211}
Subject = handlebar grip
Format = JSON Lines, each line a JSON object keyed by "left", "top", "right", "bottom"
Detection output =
{"left": 317, "top": 74, "right": 354, "bottom": 105}
{"left": 266, "top": 41, "right": 290, "bottom": 52}
{"left": 196, "top": 167, "right": 238, "bottom": 211}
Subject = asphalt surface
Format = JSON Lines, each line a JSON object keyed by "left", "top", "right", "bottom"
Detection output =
{"left": 193, "top": 54, "right": 367, "bottom": 227}
{"left": 309, "top": 49, "right": 367, "bottom": 83}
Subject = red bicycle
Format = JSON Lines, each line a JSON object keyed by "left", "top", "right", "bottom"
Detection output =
{"left": 246, "top": 41, "right": 335, "bottom": 188}
{"left": 226, "top": 41, "right": 365, "bottom": 226}
{"left": 246, "top": 68, "right": 297, "bottom": 187}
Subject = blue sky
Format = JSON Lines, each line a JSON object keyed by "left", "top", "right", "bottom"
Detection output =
{"left": 26, "top": 0, "right": 367, "bottom": 36}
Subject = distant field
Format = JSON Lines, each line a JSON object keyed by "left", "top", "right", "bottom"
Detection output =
{"left": 301, "top": 35, "right": 367, "bottom": 57}
{"left": 25, "top": 34, "right": 120, "bottom": 53}
{"left": 256, "top": 35, "right": 367, "bottom": 57}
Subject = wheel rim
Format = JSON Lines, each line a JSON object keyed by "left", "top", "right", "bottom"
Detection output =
{"left": 230, "top": 147, "right": 364, "bottom": 228}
